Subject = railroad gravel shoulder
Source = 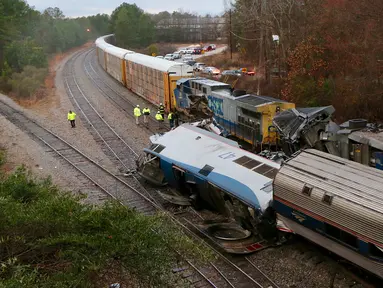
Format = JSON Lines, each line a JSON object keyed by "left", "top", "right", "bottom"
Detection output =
{"left": 0, "top": 49, "right": 117, "bottom": 172}
{"left": 73, "top": 49, "right": 151, "bottom": 154}
{"left": 0, "top": 114, "right": 102, "bottom": 204}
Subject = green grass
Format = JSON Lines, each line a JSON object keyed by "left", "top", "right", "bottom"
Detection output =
{"left": 0, "top": 156, "right": 212, "bottom": 287}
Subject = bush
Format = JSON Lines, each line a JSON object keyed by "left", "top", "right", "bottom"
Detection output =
{"left": 147, "top": 44, "right": 158, "bottom": 56}
{"left": 0, "top": 160, "right": 211, "bottom": 287}
{"left": 8, "top": 66, "right": 48, "bottom": 98}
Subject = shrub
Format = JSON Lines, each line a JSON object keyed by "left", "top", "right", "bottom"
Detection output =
{"left": 8, "top": 66, "right": 48, "bottom": 98}
{"left": 0, "top": 160, "right": 211, "bottom": 287}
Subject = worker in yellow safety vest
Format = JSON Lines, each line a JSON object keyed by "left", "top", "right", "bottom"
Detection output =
{"left": 168, "top": 111, "right": 174, "bottom": 128}
{"left": 155, "top": 111, "right": 164, "bottom": 129}
{"left": 67, "top": 110, "right": 77, "bottom": 128}
{"left": 134, "top": 105, "right": 141, "bottom": 125}
{"left": 159, "top": 103, "right": 165, "bottom": 119}
{"left": 142, "top": 107, "right": 150, "bottom": 125}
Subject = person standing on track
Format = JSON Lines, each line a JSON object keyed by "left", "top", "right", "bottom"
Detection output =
{"left": 155, "top": 111, "right": 164, "bottom": 129}
{"left": 159, "top": 103, "right": 165, "bottom": 120}
{"left": 168, "top": 111, "right": 174, "bottom": 129}
{"left": 67, "top": 110, "right": 77, "bottom": 128}
{"left": 134, "top": 105, "right": 141, "bottom": 125}
{"left": 142, "top": 106, "right": 150, "bottom": 125}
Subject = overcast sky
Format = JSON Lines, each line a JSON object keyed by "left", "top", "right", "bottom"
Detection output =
{"left": 26, "top": 0, "right": 226, "bottom": 18}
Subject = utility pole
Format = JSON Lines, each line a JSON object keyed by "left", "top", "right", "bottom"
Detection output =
{"left": 229, "top": 9, "right": 233, "bottom": 60}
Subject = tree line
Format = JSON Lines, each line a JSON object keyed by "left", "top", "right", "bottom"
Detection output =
{"left": 229, "top": 0, "right": 383, "bottom": 122}
{"left": 110, "top": 3, "right": 223, "bottom": 49}
{"left": 0, "top": 1, "right": 109, "bottom": 98}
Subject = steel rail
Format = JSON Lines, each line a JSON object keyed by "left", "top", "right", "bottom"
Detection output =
{"left": 182, "top": 218, "right": 265, "bottom": 288}
{"left": 84, "top": 49, "right": 169, "bottom": 131}
{"left": 66, "top": 56, "right": 138, "bottom": 159}
{"left": 66, "top": 50, "right": 161, "bottom": 207}
{"left": 0, "top": 100, "right": 158, "bottom": 212}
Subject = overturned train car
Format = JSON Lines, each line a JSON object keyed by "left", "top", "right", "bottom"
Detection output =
{"left": 137, "top": 125, "right": 383, "bottom": 278}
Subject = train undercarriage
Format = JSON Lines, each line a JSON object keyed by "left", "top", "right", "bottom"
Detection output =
{"left": 136, "top": 152, "right": 286, "bottom": 254}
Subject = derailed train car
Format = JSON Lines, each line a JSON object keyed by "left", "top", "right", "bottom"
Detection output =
{"left": 275, "top": 149, "right": 383, "bottom": 279}
{"left": 137, "top": 125, "right": 383, "bottom": 278}
{"left": 137, "top": 124, "right": 281, "bottom": 235}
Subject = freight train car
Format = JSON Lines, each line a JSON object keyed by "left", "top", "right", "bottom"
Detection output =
{"left": 95, "top": 35, "right": 114, "bottom": 71}
{"left": 124, "top": 53, "right": 193, "bottom": 110}
{"left": 95, "top": 35, "right": 193, "bottom": 112}
{"left": 274, "top": 149, "right": 383, "bottom": 279}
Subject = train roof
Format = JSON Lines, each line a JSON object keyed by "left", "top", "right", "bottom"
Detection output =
{"left": 348, "top": 130, "right": 383, "bottom": 150}
{"left": 125, "top": 53, "right": 193, "bottom": 74}
{"left": 95, "top": 35, "right": 114, "bottom": 50}
{"left": 145, "top": 124, "right": 280, "bottom": 211}
{"left": 236, "top": 94, "right": 288, "bottom": 107}
{"left": 281, "top": 149, "right": 383, "bottom": 214}
{"left": 192, "top": 78, "right": 231, "bottom": 87}
{"left": 105, "top": 46, "right": 134, "bottom": 58}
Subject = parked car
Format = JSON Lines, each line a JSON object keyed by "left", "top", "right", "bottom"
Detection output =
{"left": 202, "top": 66, "right": 220, "bottom": 75}
{"left": 183, "top": 55, "right": 193, "bottom": 62}
{"left": 192, "top": 48, "right": 202, "bottom": 55}
{"left": 186, "top": 60, "right": 197, "bottom": 66}
{"left": 185, "top": 49, "right": 194, "bottom": 55}
{"left": 156, "top": 56, "right": 164, "bottom": 59}
{"left": 173, "top": 52, "right": 181, "bottom": 59}
{"left": 203, "top": 45, "right": 212, "bottom": 52}
{"left": 193, "top": 63, "right": 206, "bottom": 72}
{"left": 164, "top": 54, "right": 175, "bottom": 61}
{"left": 211, "top": 44, "right": 216, "bottom": 50}
{"left": 221, "top": 70, "right": 242, "bottom": 77}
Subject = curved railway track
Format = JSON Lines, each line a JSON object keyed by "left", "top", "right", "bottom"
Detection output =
{"left": 82, "top": 48, "right": 166, "bottom": 134}
{"left": 77, "top": 46, "right": 379, "bottom": 288}
{"left": 61, "top": 48, "right": 282, "bottom": 287}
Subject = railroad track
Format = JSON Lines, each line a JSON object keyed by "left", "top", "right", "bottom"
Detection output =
{"left": 82, "top": 48, "right": 166, "bottom": 134}
{"left": 62, "top": 48, "right": 282, "bottom": 287}
{"left": 0, "top": 99, "right": 156, "bottom": 215}
{"left": 0, "top": 100, "right": 280, "bottom": 288}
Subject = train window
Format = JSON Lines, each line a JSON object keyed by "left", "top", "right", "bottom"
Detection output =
{"left": 369, "top": 243, "right": 383, "bottom": 259}
{"left": 302, "top": 184, "right": 313, "bottom": 196}
{"left": 203, "top": 87, "right": 207, "bottom": 94}
{"left": 322, "top": 194, "right": 333, "bottom": 205}
{"left": 153, "top": 144, "right": 166, "bottom": 153}
{"left": 192, "top": 82, "right": 195, "bottom": 88}
{"left": 198, "top": 84, "right": 202, "bottom": 90}
{"left": 199, "top": 164, "right": 214, "bottom": 176}
{"left": 324, "top": 223, "right": 358, "bottom": 249}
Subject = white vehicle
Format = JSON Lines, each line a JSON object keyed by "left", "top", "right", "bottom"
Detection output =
{"left": 156, "top": 56, "right": 164, "bottom": 59}
{"left": 173, "top": 52, "right": 181, "bottom": 59}
{"left": 202, "top": 66, "right": 220, "bottom": 75}
{"left": 193, "top": 62, "right": 206, "bottom": 72}
{"left": 183, "top": 55, "right": 193, "bottom": 62}
{"left": 185, "top": 49, "right": 194, "bottom": 55}
{"left": 164, "top": 54, "right": 175, "bottom": 61}
{"left": 211, "top": 44, "right": 217, "bottom": 50}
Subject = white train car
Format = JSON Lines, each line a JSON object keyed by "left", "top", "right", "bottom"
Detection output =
{"left": 105, "top": 46, "right": 134, "bottom": 85}
{"left": 95, "top": 35, "right": 114, "bottom": 71}
{"left": 274, "top": 149, "right": 383, "bottom": 278}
